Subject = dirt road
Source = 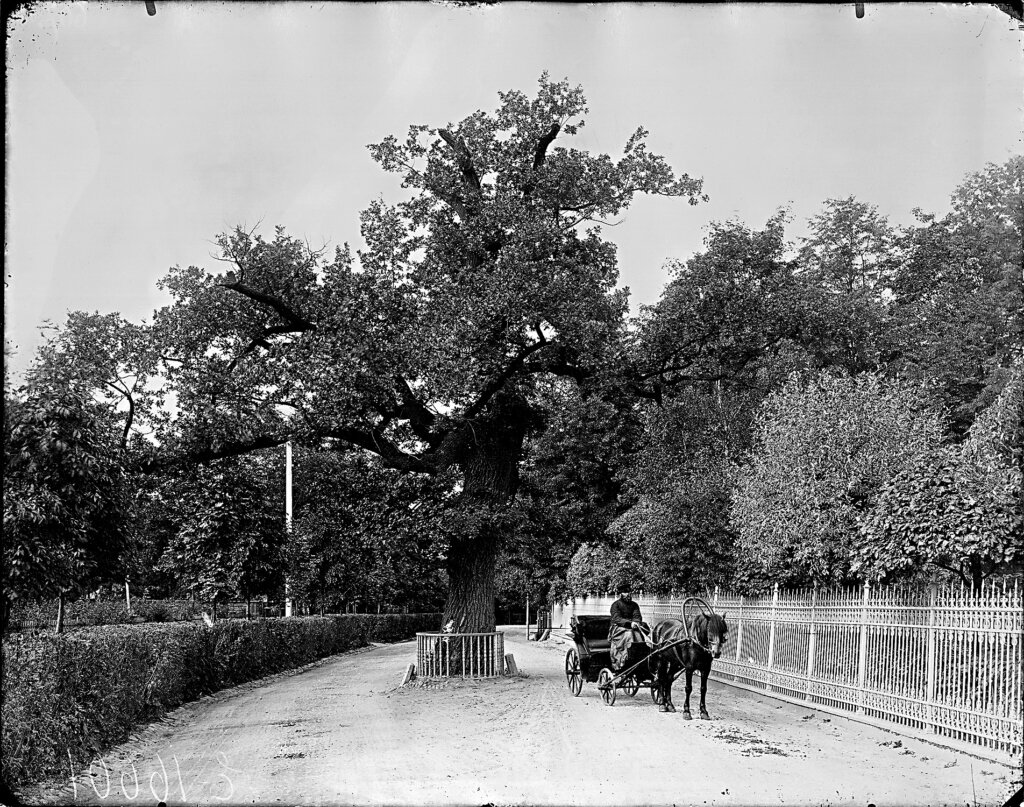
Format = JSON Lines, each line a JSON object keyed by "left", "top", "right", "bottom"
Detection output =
{"left": 25, "top": 627, "right": 1019, "bottom": 806}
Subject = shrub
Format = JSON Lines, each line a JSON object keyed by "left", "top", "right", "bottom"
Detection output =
{"left": 1, "top": 613, "right": 438, "bottom": 789}
{"left": 6, "top": 598, "right": 209, "bottom": 630}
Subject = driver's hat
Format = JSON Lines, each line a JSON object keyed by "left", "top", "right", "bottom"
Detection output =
{"left": 617, "top": 582, "right": 633, "bottom": 594}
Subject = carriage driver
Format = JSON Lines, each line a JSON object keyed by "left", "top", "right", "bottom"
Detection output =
{"left": 608, "top": 583, "right": 646, "bottom": 670}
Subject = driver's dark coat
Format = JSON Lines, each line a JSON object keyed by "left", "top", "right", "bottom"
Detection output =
{"left": 608, "top": 597, "right": 644, "bottom": 669}
{"left": 609, "top": 597, "right": 642, "bottom": 628}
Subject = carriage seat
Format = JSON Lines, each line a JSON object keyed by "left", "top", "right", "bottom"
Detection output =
{"left": 574, "top": 615, "right": 612, "bottom": 653}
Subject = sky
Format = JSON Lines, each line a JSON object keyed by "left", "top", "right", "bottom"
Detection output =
{"left": 6, "top": 1, "right": 1023, "bottom": 379}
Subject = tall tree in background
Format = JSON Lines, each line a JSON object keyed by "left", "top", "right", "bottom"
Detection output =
{"left": 607, "top": 386, "right": 749, "bottom": 594}
{"left": 855, "top": 360, "right": 1023, "bottom": 591}
{"left": 632, "top": 212, "right": 806, "bottom": 397}
{"left": 796, "top": 197, "right": 899, "bottom": 374}
{"left": 3, "top": 379, "right": 130, "bottom": 629}
{"left": 154, "top": 453, "right": 287, "bottom": 603}
{"left": 285, "top": 449, "right": 449, "bottom": 614}
{"left": 142, "top": 75, "right": 705, "bottom": 631}
{"left": 501, "top": 378, "right": 642, "bottom": 605}
{"left": 607, "top": 214, "right": 810, "bottom": 593}
{"left": 890, "top": 155, "right": 1023, "bottom": 435}
{"left": 730, "top": 372, "right": 945, "bottom": 590}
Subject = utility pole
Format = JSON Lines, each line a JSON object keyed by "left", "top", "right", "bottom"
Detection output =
{"left": 284, "top": 441, "right": 293, "bottom": 617}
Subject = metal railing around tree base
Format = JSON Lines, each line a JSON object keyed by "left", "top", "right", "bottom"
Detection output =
{"left": 415, "top": 631, "right": 505, "bottom": 678}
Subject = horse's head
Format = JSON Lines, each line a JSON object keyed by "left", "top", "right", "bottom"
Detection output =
{"left": 703, "top": 612, "right": 729, "bottom": 659}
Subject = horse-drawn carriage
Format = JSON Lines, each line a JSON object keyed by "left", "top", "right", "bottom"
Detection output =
{"left": 564, "top": 614, "right": 662, "bottom": 704}
{"left": 564, "top": 598, "right": 730, "bottom": 715}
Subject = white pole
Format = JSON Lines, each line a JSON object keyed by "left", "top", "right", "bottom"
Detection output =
{"left": 525, "top": 594, "right": 530, "bottom": 640}
{"left": 125, "top": 576, "right": 131, "bottom": 613}
{"left": 284, "top": 441, "right": 293, "bottom": 617}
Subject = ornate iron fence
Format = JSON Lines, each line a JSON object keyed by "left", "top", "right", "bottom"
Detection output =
{"left": 415, "top": 631, "right": 505, "bottom": 678}
{"left": 558, "top": 581, "right": 1021, "bottom": 763}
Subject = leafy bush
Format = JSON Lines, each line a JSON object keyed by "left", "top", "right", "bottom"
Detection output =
{"left": 6, "top": 598, "right": 208, "bottom": 629}
{"left": 1, "top": 613, "right": 438, "bottom": 789}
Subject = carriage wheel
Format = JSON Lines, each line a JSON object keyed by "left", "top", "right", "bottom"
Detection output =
{"left": 651, "top": 684, "right": 664, "bottom": 705}
{"left": 624, "top": 675, "right": 639, "bottom": 697}
{"left": 598, "top": 668, "right": 617, "bottom": 706}
{"left": 564, "top": 648, "right": 583, "bottom": 697}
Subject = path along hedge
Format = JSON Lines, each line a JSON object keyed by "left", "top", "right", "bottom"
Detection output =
{"left": 1, "top": 613, "right": 439, "bottom": 789}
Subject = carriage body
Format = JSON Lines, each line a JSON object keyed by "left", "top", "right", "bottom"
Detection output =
{"left": 564, "top": 614, "right": 657, "bottom": 701}
{"left": 568, "top": 615, "right": 614, "bottom": 682}
{"left": 564, "top": 599, "right": 725, "bottom": 711}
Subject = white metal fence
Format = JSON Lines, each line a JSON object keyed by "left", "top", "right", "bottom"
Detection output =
{"left": 556, "top": 581, "right": 1022, "bottom": 762}
{"left": 416, "top": 631, "right": 505, "bottom": 678}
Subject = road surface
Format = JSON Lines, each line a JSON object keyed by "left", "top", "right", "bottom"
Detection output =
{"left": 21, "top": 626, "right": 1020, "bottom": 806}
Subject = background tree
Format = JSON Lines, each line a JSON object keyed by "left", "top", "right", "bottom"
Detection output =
{"left": 498, "top": 379, "right": 642, "bottom": 609}
{"left": 854, "top": 361, "right": 1023, "bottom": 591}
{"left": 607, "top": 213, "right": 816, "bottom": 595}
{"left": 632, "top": 213, "right": 806, "bottom": 398}
{"left": 3, "top": 379, "right": 130, "bottom": 630}
{"left": 795, "top": 197, "right": 900, "bottom": 374}
{"left": 565, "top": 540, "right": 640, "bottom": 597}
{"left": 153, "top": 453, "right": 287, "bottom": 603}
{"left": 730, "top": 371, "right": 945, "bottom": 590}
{"left": 606, "top": 386, "right": 747, "bottom": 594}
{"left": 29, "top": 312, "right": 160, "bottom": 451}
{"left": 890, "top": 155, "right": 1023, "bottom": 436}
{"left": 285, "top": 449, "right": 449, "bottom": 614}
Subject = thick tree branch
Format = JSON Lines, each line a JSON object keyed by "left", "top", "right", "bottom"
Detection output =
{"left": 225, "top": 323, "right": 309, "bottom": 374}
{"left": 104, "top": 380, "right": 135, "bottom": 451}
{"left": 219, "top": 280, "right": 317, "bottom": 332}
{"left": 326, "top": 426, "right": 436, "bottom": 474}
{"left": 438, "top": 128, "right": 482, "bottom": 200}
{"left": 533, "top": 123, "right": 560, "bottom": 170}
{"left": 523, "top": 122, "right": 560, "bottom": 202}
{"left": 392, "top": 375, "right": 438, "bottom": 443}
{"left": 218, "top": 282, "right": 317, "bottom": 372}
{"left": 462, "top": 340, "right": 549, "bottom": 421}
{"left": 436, "top": 190, "right": 469, "bottom": 221}
{"left": 522, "top": 343, "right": 592, "bottom": 383}
{"left": 138, "top": 433, "right": 290, "bottom": 474}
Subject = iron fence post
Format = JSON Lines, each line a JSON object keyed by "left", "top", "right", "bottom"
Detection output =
{"left": 856, "top": 582, "right": 871, "bottom": 714}
{"left": 926, "top": 584, "right": 938, "bottom": 734}
{"left": 767, "top": 584, "right": 779, "bottom": 693}
{"left": 806, "top": 586, "right": 818, "bottom": 702}
{"left": 735, "top": 594, "right": 744, "bottom": 682}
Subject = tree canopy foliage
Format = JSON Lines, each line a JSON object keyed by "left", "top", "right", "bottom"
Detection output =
{"left": 854, "top": 361, "right": 1023, "bottom": 590}
{"left": 730, "top": 372, "right": 945, "bottom": 589}
{"left": 3, "top": 380, "right": 129, "bottom": 605}
{"left": 5, "top": 77, "right": 1021, "bottom": 618}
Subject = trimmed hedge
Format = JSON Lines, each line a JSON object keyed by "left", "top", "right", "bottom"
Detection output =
{"left": 6, "top": 598, "right": 208, "bottom": 630}
{"left": 2, "top": 613, "right": 439, "bottom": 789}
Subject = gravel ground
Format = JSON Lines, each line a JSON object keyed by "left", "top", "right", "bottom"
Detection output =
{"left": 18, "top": 625, "right": 1020, "bottom": 807}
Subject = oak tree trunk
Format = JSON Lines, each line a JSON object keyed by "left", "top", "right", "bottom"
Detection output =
{"left": 442, "top": 528, "right": 500, "bottom": 633}
{"left": 440, "top": 391, "right": 530, "bottom": 635}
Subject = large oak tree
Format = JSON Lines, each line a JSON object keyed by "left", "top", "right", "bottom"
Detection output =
{"left": 142, "top": 76, "right": 705, "bottom": 631}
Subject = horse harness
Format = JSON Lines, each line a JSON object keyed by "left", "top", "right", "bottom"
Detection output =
{"left": 650, "top": 619, "right": 712, "bottom": 655}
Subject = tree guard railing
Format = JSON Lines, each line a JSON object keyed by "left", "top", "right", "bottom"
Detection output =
{"left": 416, "top": 631, "right": 505, "bottom": 678}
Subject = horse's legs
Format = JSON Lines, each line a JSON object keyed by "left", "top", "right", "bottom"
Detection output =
{"left": 656, "top": 659, "right": 671, "bottom": 713}
{"left": 699, "top": 666, "right": 711, "bottom": 719}
{"left": 664, "top": 663, "right": 676, "bottom": 712}
{"left": 682, "top": 668, "right": 693, "bottom": 720}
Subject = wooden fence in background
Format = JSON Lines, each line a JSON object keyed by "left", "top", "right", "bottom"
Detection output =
{"left": 557, "top": 581, "right": 1021, "bottom": 763}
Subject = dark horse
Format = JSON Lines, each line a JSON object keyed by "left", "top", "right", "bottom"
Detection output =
{"left": 650, "top": 612, "right": 729, "bottom": 717}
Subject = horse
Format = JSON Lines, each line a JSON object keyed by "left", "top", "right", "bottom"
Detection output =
{"left": 650, "top": 612, "right": 729, "bottom": 718}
